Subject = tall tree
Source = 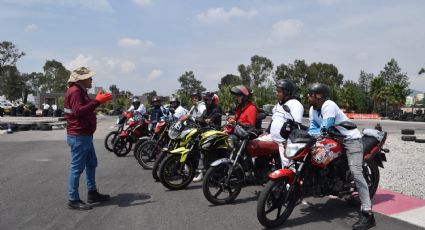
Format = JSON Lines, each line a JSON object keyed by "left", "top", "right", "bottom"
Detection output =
{"left": 218, "top": 74, "right": 240, "bottom": 89}
{"left": 1, "top": 65, "right": 23, "bottom": 101}
{"left": 419, "top": 67, "right": 425, "bottom": 75}
{"left": 42, "top": 60, "right": 70, "bottom": 93}
{"left": 248, "top": 55, "right": 273, "bottom": 87}
{"left": 0, "top": 41, "right": 25, "bottom": 68}
{"left": 238, "top": 64, "right": 251, "bottom": 86}
{"left": 338, "top": 81, "right": 369, "bottom": 113}
{"left": 177, "top": 71, "right": 206, "bottom": 107}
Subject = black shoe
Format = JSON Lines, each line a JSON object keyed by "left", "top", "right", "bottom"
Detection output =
{"left": 68, "top": 200, "right": 92, "bottom": 210}
{"left": 353, "top": 211, "right": 376, "bottom": 230}
{"left": 87, "top": 189, "right": 110, "bottom": 204}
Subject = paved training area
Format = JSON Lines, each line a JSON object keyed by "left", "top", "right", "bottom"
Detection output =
{"left": 1, "top": 116, "right": 425, "bottom": 230}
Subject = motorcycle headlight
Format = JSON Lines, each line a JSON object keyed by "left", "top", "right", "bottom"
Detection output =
{"left": 227, "top": 136, "right": 234, "bottom": 149}
{"left": 285, "top": 142, "right": 307, "bottom": 158}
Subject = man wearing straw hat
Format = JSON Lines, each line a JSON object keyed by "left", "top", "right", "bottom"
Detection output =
{"left": 64, "top": 67, "right": 113, "bottom": 210}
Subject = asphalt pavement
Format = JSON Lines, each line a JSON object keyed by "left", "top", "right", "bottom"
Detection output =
{"left": 0, "top": 116, "right": 424, "bottom": 230}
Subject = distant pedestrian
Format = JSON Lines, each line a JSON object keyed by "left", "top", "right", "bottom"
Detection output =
{"left": 64, "top": 66, "right": 113, "bottom": 210}
{"left": 42, "top": 100, "right": 50, "bottom": 117}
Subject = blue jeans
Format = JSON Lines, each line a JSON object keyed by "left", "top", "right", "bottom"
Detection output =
{"left": 67, "top": 135, "right": 98, "bottom": 201}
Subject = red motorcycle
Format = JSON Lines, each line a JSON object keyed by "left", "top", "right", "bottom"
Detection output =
{"left": 104, "top": 111, "right": 130, "bottom": 152}
{"left": 202, "top": 122, "right": 282, "bottom": 205}
{"left": 112, "top": 113, "right": 151, "bottom": 157}
{"left": 256, "top": 105, "right": 389, "bottom": 228}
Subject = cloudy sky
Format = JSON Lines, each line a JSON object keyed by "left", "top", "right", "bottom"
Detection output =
{"left": 1, "top": 0, "right": 425, "bottom": 95}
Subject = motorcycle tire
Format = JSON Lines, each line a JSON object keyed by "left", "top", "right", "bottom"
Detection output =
{"left": 133, "top": 137, "right": 151, "bottom": 161}
{"left": 152, "top": 151, "right": 167, "bottom": 182}
{"left": 401, "top": 129, "right": 414, "bottom": 135}
{"left": 202, "top": 164, "right": 244, "bottom": 205}
{"left": 256, "top": 178, "right": 297, "bottom": 229}
{"left": 159, "top": 154, "right": 195, "bottom": 190}
{"left": 137, "top": 140, "right": 162, "bottom": 170}
{"left": 401, "top": 135, "right": 416, "bottom": 141}
{"left": 415, "top": 138, "right": 425, "bottom": 143}
{"left": 104, "top": 131, "right": 119, "bottom": 152}
{"left": 112, "top": 136, "right": 133, "bottom": 157}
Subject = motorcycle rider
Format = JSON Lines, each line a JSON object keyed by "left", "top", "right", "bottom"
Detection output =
{"left": 259, "top": 80, "right": 304, "bottom": 167}
{"left": 169, "top": 97, "right": 187, "bottom": 120}
{"left": 228, "top": 85, "right": 257, "bottom": 127}
{"left": 128, "top": 97, "right": 146, "bottom": 114}
{"left": 307, "top": 83, "right": 375, "bottom": 230}
{"left": 199, "top": 92, "right": 223, "bottom": 129}
{"left": 149, "top": 96, "right": 165, "bottom": 131}
{"left": 180, "top": 91, "right": 207, "bottom": 122}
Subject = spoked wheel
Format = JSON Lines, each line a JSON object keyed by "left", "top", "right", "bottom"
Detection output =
{"left": 345, "top": 160, "right": 380, "bottom": 206}
{"left": 202, "top": 163, "right": 244, "bottom": 205}
{"left": 113, "top": 136, "right": 133, "bottom": 157}
{"left": 159, "top": 154, "right": 195, "bottom": 190}
{"left": 257, "top": 178, "right": 297, "bottom": 229}
{"left": 152, "top": 151, "right": 167, "bottom": 182}
{"left": 104, "top": 131, "right": 119, "bottom": 152}
{"left": 133, "top": 138, "right": 149, "bottom": 161}
{"left": 137, "top": 140, "right": 162, "bottom": 169}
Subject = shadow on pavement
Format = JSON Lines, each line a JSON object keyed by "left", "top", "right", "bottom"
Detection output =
{"left": 93, "top": 193, "right": 154, "bottom": 208}
{"left": 372, "top": 193, "right": 395, "bottom": 205}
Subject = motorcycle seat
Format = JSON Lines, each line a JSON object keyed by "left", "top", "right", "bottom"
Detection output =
{"left": 362, "top": 136, "right": 379, "bottom": 154}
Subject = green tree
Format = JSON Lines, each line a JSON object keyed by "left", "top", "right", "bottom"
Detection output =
{"left": 1, "top": 65, "right": 23, "bottom": 101}
{"left": 338, "top": 81, "right": 369, "bottom": 113}
{"left": 248, "top": 55, "right": 273, "bottom": 87}
{"left": 0, "top": 41, "right": 25, "bottom": 96}
{"left": 218, "top": 85, "right": 236, "bottom": 113}
{"left": 177, "top": 71, "right": 206, "bottom": 107}
{"left": 238, "top": 64, "right": 251, "bottom": 86}
{"left": 42, "top": 60, "right": 70, "bottom": 93}
{"left": 419, "top": 68, "right": 425, "bottom": 75}
{"left": 218, "top": 74, "right": 240, "bottom": 89}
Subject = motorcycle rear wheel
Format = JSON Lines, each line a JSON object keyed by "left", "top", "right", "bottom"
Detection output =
{"left": 345, "top": 160, "right": 380, "bottom": 206}
{"left": 202, "top": 164, "right": 244, "bottom": 205}
{"left": 159, "top": 154, "right": 195, "bottom": 190}
{"left": 113, "top": 136, "right": 133, "bottom": 157}
{"left": 256, "top": 178, "right": 297, "bottom": 229}
{"left": 137, "top": 140, "right": 161, "bottom": 169}
{"left": 104, "top": 131, "right": 119, "bottom": 152}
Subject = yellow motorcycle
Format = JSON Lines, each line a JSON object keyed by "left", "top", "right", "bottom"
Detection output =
{"left": 158, "top": 122, "right": 229, "bottom": 190}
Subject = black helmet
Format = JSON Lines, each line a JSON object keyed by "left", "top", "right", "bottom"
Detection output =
{"left": 230, "top": 85, "right": 251, "bottom": 97}
{"left": 151, "top": 96, "right": 161, "bottom": 103}
{"left": 276, "top": 79, "right": 295, "bottom": 96}
{"left": 132, "top": 97, "right": 140, "bottom": 103}
{"left": 190, "top": 91, "right": 202, "bottom": 100}
{"left": 308, "top": 83, "right": 330, "bottom": 97}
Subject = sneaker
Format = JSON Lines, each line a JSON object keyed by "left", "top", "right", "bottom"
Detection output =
{"left": 352, "top": 210, "right": 376, "bottom": 230}
{"left": 192, "top": 171, "right": 204, "bottom": 183}
{"left": 87, "top": 189, "right": 110, "bottom": 204}
{"left": 68, "top": 200, "right": 92, "bottom": 210}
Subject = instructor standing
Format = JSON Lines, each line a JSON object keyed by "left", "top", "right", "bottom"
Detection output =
{"left": 64, "top": 67, "right": 113, "bottom": 210}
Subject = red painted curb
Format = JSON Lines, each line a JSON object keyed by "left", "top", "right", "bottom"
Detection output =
{"left": 372, "top": 188, "right": 425, "bottom": 215}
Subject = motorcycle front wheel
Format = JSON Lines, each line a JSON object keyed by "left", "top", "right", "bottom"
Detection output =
{"left": 202, "top": 163, "right": 244, "bottom": 205}
{"left": 104, "top": 131, "right": 119, "bottom": 152}
{"left": 159, "top": 154, "right": 195, "bottom": 190}
{"left": 256, "top": 178, "right": 297, "bottom": 229}
{"left": 112, "top": 136, "right": 133, "bottom": 157}
{"left": 152, "top": 151, "right": 167, "bottom": 182}
{"left": 137, "top": 140, "right": 162, "bottom": 169}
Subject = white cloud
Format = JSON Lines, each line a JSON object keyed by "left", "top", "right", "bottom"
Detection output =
{"left": 120, "top": 60, "right": 136, "bottom": 73}
{"left": 3, "top": 0, "right": 114, "bottom": 12}
{"left": 118, "top": 37, "right": 154, "bottom": 48}
{"left": 197, "top": 7, "right": 257, "bottom": 24}
{"left": 147, "top": 69, "right": 162, "bottom": 81}
{"left": 132, "top": 0, "right": 152, "bottom": 7}
{"left": 271, "top": 19, "right": 304, "bottom": 39}
{"left": 25, "top": 24, "right": 38, "bottom": 32}
{"left": 66, "top": 54, "right": 136, "bottom": 74}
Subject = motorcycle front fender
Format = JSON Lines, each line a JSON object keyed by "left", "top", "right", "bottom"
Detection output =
{"left": 118, "top": 132, "right": 128, "bottom": 137}
{"left": 268, "top": 168, "right": 295, "bottom": 183}
{"left": 210, "top": 158, "right": 234, "bottom": 167}
{"left": 169, "top": 147, "right": 190, "bottom": 163}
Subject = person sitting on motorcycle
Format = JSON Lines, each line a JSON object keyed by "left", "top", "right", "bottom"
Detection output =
{"left": 307, "top": 83, "right": 375, "bottom": 230}
{"left": 180, "top": 91, "right": 206, "bottom": 122}
{"left": 128, "top": 97, "right": 146, "bottom": 114}
{"left": 198, "top": 91, "right": 223, "bottom": 129}
{"left": 149, "top": 96, "right": 166, "bottom": 131}
{"left": 169, "top": 97, "right": 187, "bottom": 120}
{"left": 228, "top": 85, "right": 257, "bottom": 127}
{"left": 259, "top": 79, "right": 304, "bottom": 168}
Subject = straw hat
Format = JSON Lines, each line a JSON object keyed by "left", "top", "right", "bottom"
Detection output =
{"left": 67, "top": 67, "right": 96, "bottom": 83}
